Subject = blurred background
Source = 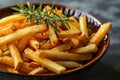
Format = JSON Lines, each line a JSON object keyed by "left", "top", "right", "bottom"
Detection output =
{"left": 0, "top": 0, "right": 120, "bottom": 80}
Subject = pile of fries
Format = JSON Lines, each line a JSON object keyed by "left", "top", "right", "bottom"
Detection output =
{"left": 0, "top": 5, "right": 112, "bottom": 75}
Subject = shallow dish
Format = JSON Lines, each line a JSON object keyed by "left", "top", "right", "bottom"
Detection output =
{"left": 0, "top": 3, "right": 110, "bottom": 80}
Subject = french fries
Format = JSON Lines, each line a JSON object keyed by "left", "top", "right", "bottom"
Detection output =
{"left": 51, "top": 43, "right": 71, "bottom": 51}
{"left": 0, "top": 24, "right": 14, "bottom": 36}
{"left": 58, "top": 23, "right": 81, "bottom": 38}
{"left": 90, "top": 22, "right": 112, "bottom": 45}
{"left": 56, "top": 61, "right": 81, "bottom": 68}
{"left": 29, "top": 67, "right": 47, "bottom": 75}
{"left": 49, "top": 25, "right": 58, "bottom": 46}
{"left": 0, "top": 4, "right": 112, "bottom": 75}
{"left": 79, "top": 16, "right": 89, "bottom": 38}
{"left": 9, "top": 43, "right": 23, "bottom": 70}
{"left": 0, "top": 24, "right": 47, "bottom": 45}
{"left": 0, "top": 14, "right": 27, "bottom": 26}
{"left": 70, "top": 44, "right": 98, "bottom": 54}
{"left": 38, "top": 50, "right": 92, "bottom": 61}
{"left": 24, "top": 48, "right": 66, "bottom": 74}
{"left": 69, "top": 16, "right": 80, "bottom": 29}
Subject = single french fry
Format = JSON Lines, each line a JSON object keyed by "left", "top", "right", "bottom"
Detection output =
{"left": 49, "top": 25, "right": 58, "bottom": 46}
{"left": 70, "top": 38, "right": 79, "bottom": 48}
{"left": 56, "top": 61, "right": 81, "bottom": 68}
{"left": 38, "top": 50, "right": 92, "bottom": 61}
{"left": 0, "top": 24, "right": 14, "bottom": 36}
{"left": 30, "top": 39, "right": 40, "bottom": 50}
{"left": 9, "top": 43, "right": 23, "bottom": 70}
{"left": 0, "top": 49, "right": 2, "bottom": 56}
{"left": 18, "top": 34, "right": 34, "bottom": 52}
{"left": 90, "top": 22, "right": 112, "bottom": 45}
{"left": 0, "top": 24, "right": 47, "bottom": 45}
{"left": 79, "top": 16, "right": 89, "bottom": 38}
{"left": 24, "top": 48, "right": 66, "bottom": 74}
{"left": 0, "top": 14, "right": 27, "bottom": 26}
{"left": 70, "top": 44, "right": 98, "bottom": 54}
{"left": 69, "top": 16, "right": 80, "bottom": 29}
{"left": 51, "top": 43, "right": 72, "bottom": 51}
{"left": 58, "top": 23, "right": 81, "bottom": 38}
{"left": 28, "top": 67, "right": 47, "bottom": 75}
{"left": 0, "top": 56, "right": 14, "bottom": 67}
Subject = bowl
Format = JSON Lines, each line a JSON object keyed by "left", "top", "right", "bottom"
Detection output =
{"left": 0, "top": 3, "right": 110, "bottom": 80}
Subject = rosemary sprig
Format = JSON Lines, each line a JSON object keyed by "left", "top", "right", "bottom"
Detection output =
{"left": 11, "top": 2, "right": 73, "bottom": 32}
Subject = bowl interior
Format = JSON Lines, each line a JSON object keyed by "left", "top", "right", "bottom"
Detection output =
{"left": 0, "top": 3, "right": 110, "bottom": 77}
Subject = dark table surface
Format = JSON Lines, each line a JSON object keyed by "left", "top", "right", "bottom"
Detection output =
{"left": 0, "top": 0, "right": 120, "bottom": 80}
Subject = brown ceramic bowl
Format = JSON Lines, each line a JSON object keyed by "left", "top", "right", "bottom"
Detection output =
{"left": 0, "top": 3, "right": 110, "bottom": 80}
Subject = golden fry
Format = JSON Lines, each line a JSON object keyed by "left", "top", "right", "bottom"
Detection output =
{"left": 56, "top": 61, "right": 81, "bottom": 68}
{"left": 70, "top": 44, "right": 98, "bottom": 54}
{"left": 69, "top": 16, "right": 80, "bottom": 29}
{"left": 51, "top": 43, "right": 71, "bottom": 51}
{"left": 79, "top": 16, "right": 89, "bottom": 38}
{"left": 49, "top": 25, "right": 58, "bottom": 46}
{"left": 9, "top": 43, "right": 23, "bottom": 70}
{"left": 0, "top": 14, "right": 27, "bottom": 26}
{"left": 58, "top": 23, "right": 81, "bottom": 38}
{"left": 0, "top": 24, "right": 14, "bottom": 36}
{"left": 29, "top": 67, "right": 47, "bottom": 75}
{"left": 38, "top": 50, "right": 92, "bottom": 61}
{"left": 90, "top": 22, "right": 112, "bottom": 45}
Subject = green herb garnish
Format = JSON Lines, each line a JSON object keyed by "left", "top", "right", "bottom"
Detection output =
{"left": 11, "top": 2, "right": 73, "bottom": 32}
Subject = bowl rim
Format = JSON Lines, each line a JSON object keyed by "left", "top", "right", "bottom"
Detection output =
{"left": 0, "top": 2, "right": 110, "bottom": 77}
